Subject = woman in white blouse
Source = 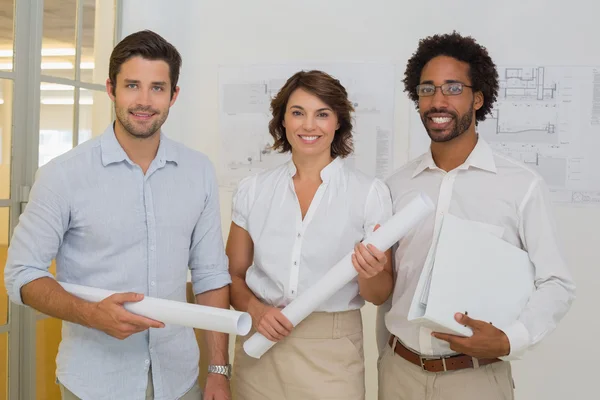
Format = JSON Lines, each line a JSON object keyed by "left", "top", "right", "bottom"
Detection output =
{"left": 226, "top": 70, "right": 393, "bottom": 400}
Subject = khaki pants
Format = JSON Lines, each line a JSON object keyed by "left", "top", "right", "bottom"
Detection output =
{"left": 378, "top": 343, "right": 514, "bottom": 400}
{"left": 59, "top": 368, "right": 203, "bottom": 400}
{"left": 233, "top": 309, "right": 365, "bottom": 400}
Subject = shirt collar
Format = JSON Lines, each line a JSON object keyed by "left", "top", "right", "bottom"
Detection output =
{"left": 286, "top": 157, "right": 343, "bottom": 183}
{"left": 464, "top": 138, "right": 497, "bottom": 173}
{"left": 100, "top": 123, "right": 179, "bottom": 167}
{"left": 100, "top": 125, "right": 128, "bottom": 166}
{"left": 155, "top": 134, "right": 179, "bottom": 165}
{"left": 411, "top": 136, "right": 497, "bottom": 178}
{"left": 411, "top": 151, "right": 437, "bottom": 178}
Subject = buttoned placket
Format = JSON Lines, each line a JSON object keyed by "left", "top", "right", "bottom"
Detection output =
{"left": 418, "top": 167, "right": 461, "bottom": 355}
{"left": 139, "top": 157, "right": 166, "bottom": 383}
{"left": 287, "top": 178, "right": 328, "bottom": 300}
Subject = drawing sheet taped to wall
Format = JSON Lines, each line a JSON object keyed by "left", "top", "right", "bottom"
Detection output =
{"left": 409, "top": 65, "right": 600, "bottom": 205}
{"left": 218, "top": 63, "right": 395, "bottom": 191}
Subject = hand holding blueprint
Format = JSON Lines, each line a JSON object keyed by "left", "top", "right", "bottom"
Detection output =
{"left": 243, "top": 192, "right": 435, "bottom": 358}
{"left": 60, "top": 282, "right": 252, "bottom": 335}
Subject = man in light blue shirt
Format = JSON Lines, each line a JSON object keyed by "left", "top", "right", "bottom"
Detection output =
{"left": 4, "top": 30, "right": 231, "bottom": 400}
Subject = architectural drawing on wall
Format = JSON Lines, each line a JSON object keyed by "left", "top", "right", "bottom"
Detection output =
{"left": 478, "top": 103, "right": 560, "bottom": 144}
{"left": 492, "top": 143, "right": 568, "bottom": 187}
{"left": 218, "top": 64, "right": 395, "bottom": 191}
{"left": 479, "top": 67, "right": 563, "bottom": 144}
{"left": 409, "top": 65, "right": 600, "bottom": 205}
{"left": 499, "top": 67, "right": 557, "bottom": 101}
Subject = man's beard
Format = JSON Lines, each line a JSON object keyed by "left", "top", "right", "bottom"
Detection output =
{"left": 116, "top": 106, "right": 168, "bottom": 139}
{"left": 421, "top": 102, "right": 474, "bottom": 143}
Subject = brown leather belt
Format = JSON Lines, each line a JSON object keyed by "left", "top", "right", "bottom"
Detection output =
{"left": 388, "top": 336, "right": 501, "bottom": 373}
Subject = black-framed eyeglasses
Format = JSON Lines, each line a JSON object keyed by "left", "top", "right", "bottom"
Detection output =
{"left": 416, "top": 82, "right": 473, "bottom": 97}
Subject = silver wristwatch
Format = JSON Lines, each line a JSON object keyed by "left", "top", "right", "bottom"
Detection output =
{"left": 207, "top": 364, "right": 232, "bottom": 380}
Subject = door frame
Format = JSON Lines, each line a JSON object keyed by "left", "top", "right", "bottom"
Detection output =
{"left": 5, "top": 1, "right": 122, "bottom": 398}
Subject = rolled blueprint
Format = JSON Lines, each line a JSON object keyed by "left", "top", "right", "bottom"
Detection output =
{"left": 60, "top": 282, "right": 252, "bottom": 336}
{"left": 243, "top": 192, "right": 435, "bottom": 358}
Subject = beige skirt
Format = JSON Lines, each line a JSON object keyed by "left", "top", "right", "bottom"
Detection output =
{"left": 232, "top": 309, "right": 365, "bottom": 400}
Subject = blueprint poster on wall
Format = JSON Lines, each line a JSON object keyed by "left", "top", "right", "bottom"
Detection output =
{"left": 218, "top": 63, "right": 395, "bottom": 191}
{"left": 409, "top": 65, "right": 600, "bottom": 205}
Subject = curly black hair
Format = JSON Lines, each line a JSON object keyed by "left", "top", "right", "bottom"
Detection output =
{"left": 403, "top": 31, "right": 499, "bottom": 122}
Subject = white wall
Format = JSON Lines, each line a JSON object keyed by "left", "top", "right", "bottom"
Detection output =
{"left": 121, "top": 1, "right": 599, "bottom": 399}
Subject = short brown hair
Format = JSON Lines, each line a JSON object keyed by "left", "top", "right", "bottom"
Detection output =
{"left": 109, "top": 30, "right": 182, "bottom": 97}
{"left": 268, "top": 70, "right": 354, "bottom": 158}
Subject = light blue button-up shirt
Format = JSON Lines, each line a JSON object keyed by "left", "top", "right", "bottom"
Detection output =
{"left": 4, "top": 125, "right": 231, "bottom": 400}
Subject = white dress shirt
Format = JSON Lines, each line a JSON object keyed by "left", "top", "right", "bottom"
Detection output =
{"left": 384, "top": 138, "right": 575, "bottom": 360}
{"left": 232, "top": 157, "right": 392, "bottom": 312}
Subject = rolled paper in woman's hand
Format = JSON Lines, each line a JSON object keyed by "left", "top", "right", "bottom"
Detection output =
{"left": 243, "top": 192, "right": 435, "bottom": 358}
{"left": 60, "top": 282, "right": 252, "bottom": 335}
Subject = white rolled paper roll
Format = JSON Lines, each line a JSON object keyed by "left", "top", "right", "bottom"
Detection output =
{"left": 60, "top": 282, "right": 252, "bottom": 336}
{"left": 243, "top": 192, "right": 435, "bottom": 358}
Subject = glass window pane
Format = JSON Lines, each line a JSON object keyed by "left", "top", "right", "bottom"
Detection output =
{"left": 0, "top": 333, "right": 6, "bottom": 400}
{"left": 36, "top": 317, "right": 62, "bottom": 400}
{"left": 79, "top": 89, "right": 112, "bottom": 144}
{"left": 0, "top": 207, "right": 8, "bottom": 325}
{"left": 81, "top": 0, "right": 113, "bottom": 84}
{"left": 0, "top": 79, "right": 13, "bottom": 199}
{"left": 0, "top": 0, "right": 14, "bottom": 72}
{"left": 42, "top": 0, "right": 76, "bottom": 79}
{"left": 39, "top": 83, "right": 74, "bottom": 166}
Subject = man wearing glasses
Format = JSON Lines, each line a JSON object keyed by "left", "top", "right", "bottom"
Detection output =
{"left": 378, "top": 32, "right": 575, "bottom": 399}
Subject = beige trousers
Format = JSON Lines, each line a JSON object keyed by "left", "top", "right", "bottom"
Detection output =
{"left": 378, "top": 343, "right": 514, "bottom": 400}
{"left": 232, "top": 309, "right": 365, "bottom": 400}
{"left": 60, "top": 368, "right": 203, "bottom": 400}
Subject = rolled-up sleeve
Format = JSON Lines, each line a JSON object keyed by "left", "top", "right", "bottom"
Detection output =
{"left": 363, "top": 178, "right": 393, "bottom": 234}
{"left": 188, "top": 161, "right": 232, "bottom": 295}
{"left": 231, "top": 175, "right": 255, "bottom": 231}
{"left": 4, "top": 164, "right": 70, "bottom": 305}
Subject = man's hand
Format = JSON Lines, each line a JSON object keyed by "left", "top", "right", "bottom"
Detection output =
{"left": 352, "top": 224, "right": 387, "bottom": 279}
{"left": 87, "top": 292, "right": 164, "bottom": 340}
{"left": 431, "top": 312, "right": 510, "bottom": 358}
{"left": 204, "top": 374, "right": 231, "bottom": 400}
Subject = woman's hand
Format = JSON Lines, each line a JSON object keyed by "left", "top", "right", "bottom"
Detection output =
{"left": 352, "top": 224, "right": 388, "bottom": 279}
{"left": 248, "top": 300, "right": 294, "bottom": 342}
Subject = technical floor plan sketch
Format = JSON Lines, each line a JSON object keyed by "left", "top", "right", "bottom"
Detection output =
{"left": 218, "top": 64, "right": 395, "bottom": 191}
{"left": 480, "top": 67, "right": 561, "bottom": 144}
{"left": 500, "top": 67, "right": 557, "bottom": 101}
{"left": 409, "top": 65, "right": 600, "bottom": 205}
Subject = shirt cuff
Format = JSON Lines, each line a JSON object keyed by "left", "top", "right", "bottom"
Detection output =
{"left": 9, "top": 270, "right": 55, "bottom": 306}
{"left": 191, "top": 267, "right": 232, "bottom": 296}
{"left": 499, "top": 320, "right": 531, "bottom": 361}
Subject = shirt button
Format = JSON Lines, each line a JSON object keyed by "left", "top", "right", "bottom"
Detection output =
{"left": 150, "top": 245, "right": 155, "bottom": 251}
{"left": 145, "top": 359, "right": 150, "bottom": 365}
{"left": 297, "top": 233, "right": 301, "bottom": 238}
{"left": 293, "top": 261, "right": 297, "bottom": 265}
{"left": 150, "top": 281, "right": 156, "bottom": 286}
